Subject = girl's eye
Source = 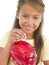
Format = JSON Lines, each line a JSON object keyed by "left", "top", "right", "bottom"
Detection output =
{"left": 33, "top": 17, "right": 39, "bottom": 20}
{"left": 22, "top": 15, "right": 28, "bottom": 18}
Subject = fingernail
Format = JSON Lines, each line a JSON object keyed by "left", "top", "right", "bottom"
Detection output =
{"left": 22, "top": 33, "right": 27, "bottom": 39}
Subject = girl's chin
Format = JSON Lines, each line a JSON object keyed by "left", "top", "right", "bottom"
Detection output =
{"left": 24, "top": 30, "right": 34, "bottom": 34}
{"left": 24, "top": 29, "right": 34, "bottom": 33}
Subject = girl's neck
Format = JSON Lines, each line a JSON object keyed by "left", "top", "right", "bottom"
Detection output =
{"left": 26, "top": 34, "right": 33, "bottom": 40}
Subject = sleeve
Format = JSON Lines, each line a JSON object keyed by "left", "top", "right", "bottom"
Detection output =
{"left": 41, "top": 37, "right": 49, "bottom": 61}
{"left": 0, "top": 31, "right": 10, "bottom": 48}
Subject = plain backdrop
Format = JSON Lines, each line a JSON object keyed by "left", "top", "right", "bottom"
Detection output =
{"left": 0, "top": 0, "right": 49, "bottom": 40}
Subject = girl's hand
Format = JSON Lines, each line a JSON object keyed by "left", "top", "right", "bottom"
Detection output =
{"left": 8, "top": 28, "right": 26, "bottom": 44}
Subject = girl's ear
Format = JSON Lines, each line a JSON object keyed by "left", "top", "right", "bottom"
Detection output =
{"left": 16, "top": 11, "right": 19, "bottom": 19}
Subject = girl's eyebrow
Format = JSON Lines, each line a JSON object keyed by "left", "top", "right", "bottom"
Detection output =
{"left": 21, "top": 12, "right": 41, "bottom": 16}
{"left": 21, "top": 12, "right": 28, "bottom": 15}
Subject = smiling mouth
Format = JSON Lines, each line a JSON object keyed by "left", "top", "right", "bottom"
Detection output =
{"left": 26, "top": 27, "right": 31, "bottom": 29}
{"left": 24, "top": 26, "right": 33, "bottom": 30}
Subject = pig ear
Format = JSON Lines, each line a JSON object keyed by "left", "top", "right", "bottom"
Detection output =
{"left": 16, "top": 11, "right": 19, "bottom": 19}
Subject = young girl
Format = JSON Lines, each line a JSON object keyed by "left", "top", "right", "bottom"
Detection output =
{"left": 0, "top": 0, "right": 49, "bottom": 65}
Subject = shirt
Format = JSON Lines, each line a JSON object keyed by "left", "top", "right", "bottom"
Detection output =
{"left": 0, "top": 31, "right": 49, "bottom": 65}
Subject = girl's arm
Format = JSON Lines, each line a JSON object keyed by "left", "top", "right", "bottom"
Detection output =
{"left": 42, "top": 37, "right": 49, "bottom": 65}
{"left": 43, "top": 61, "right": 49, "bottom": 65}
{"left": 0, "top": 29, "right": 25, "bottom": 65}
{"left": 0, "top": 42, "right": 12, "bottom": 65}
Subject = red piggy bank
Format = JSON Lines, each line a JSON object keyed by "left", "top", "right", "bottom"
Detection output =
{"left": 11, "top": 41, "right": 37, "bottom": 65}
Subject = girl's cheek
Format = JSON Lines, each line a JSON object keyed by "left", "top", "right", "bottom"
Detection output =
{"left": 37, "top": 23, "right": 40, "bottom": 29}
{"left": 19, "top": 18, "right": 27, "bottom": 24}
{"left": 34, "top": 22, "right": 40, "bottom": 29}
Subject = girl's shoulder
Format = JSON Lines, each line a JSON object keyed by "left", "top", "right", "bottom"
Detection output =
{"left": 41, "top": 36, "right": 49, "bottom": 61}
{"left": 42, "top": 35, "right": 49, "bottom": 47}
{"left": 0, "top": 30, "right": 11, "bottom": 48}
{"left": 5, "top": 30, "right": 11, "bottom": 36}
{"left": 42, "top": 35, "right": 49, "bottom": 42}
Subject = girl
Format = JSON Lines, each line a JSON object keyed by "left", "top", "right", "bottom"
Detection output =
{"left": 0, "top": 0, "right": 49, "bottom": 65}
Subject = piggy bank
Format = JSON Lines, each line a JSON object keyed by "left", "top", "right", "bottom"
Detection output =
{"left": 11, "top": 41, "right": 37, "bottom": 65}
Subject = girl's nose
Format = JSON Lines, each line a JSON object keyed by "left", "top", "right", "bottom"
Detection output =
{"left": 28, "top": 18, "right": 34, "bottom": 24}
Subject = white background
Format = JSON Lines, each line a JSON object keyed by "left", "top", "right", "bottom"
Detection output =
{"left": 0, "top": 0, "right": 49, "bottom": 40}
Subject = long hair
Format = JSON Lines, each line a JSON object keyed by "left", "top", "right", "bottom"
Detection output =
{"left": 12, "top": 0, "right": 45, "bottom": 64}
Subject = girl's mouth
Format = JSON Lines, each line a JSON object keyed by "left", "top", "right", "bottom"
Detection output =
{"left": 24, "top": 25, "right": 34, "bottom": 30}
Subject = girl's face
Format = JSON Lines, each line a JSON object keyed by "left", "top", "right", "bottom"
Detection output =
{"left": 16, "top": 4, "right": 42, "bottom": 36}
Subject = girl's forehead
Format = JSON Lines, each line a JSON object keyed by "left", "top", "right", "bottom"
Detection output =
{"left": 19, "top": 4, "right": 42, "bottom": 15}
